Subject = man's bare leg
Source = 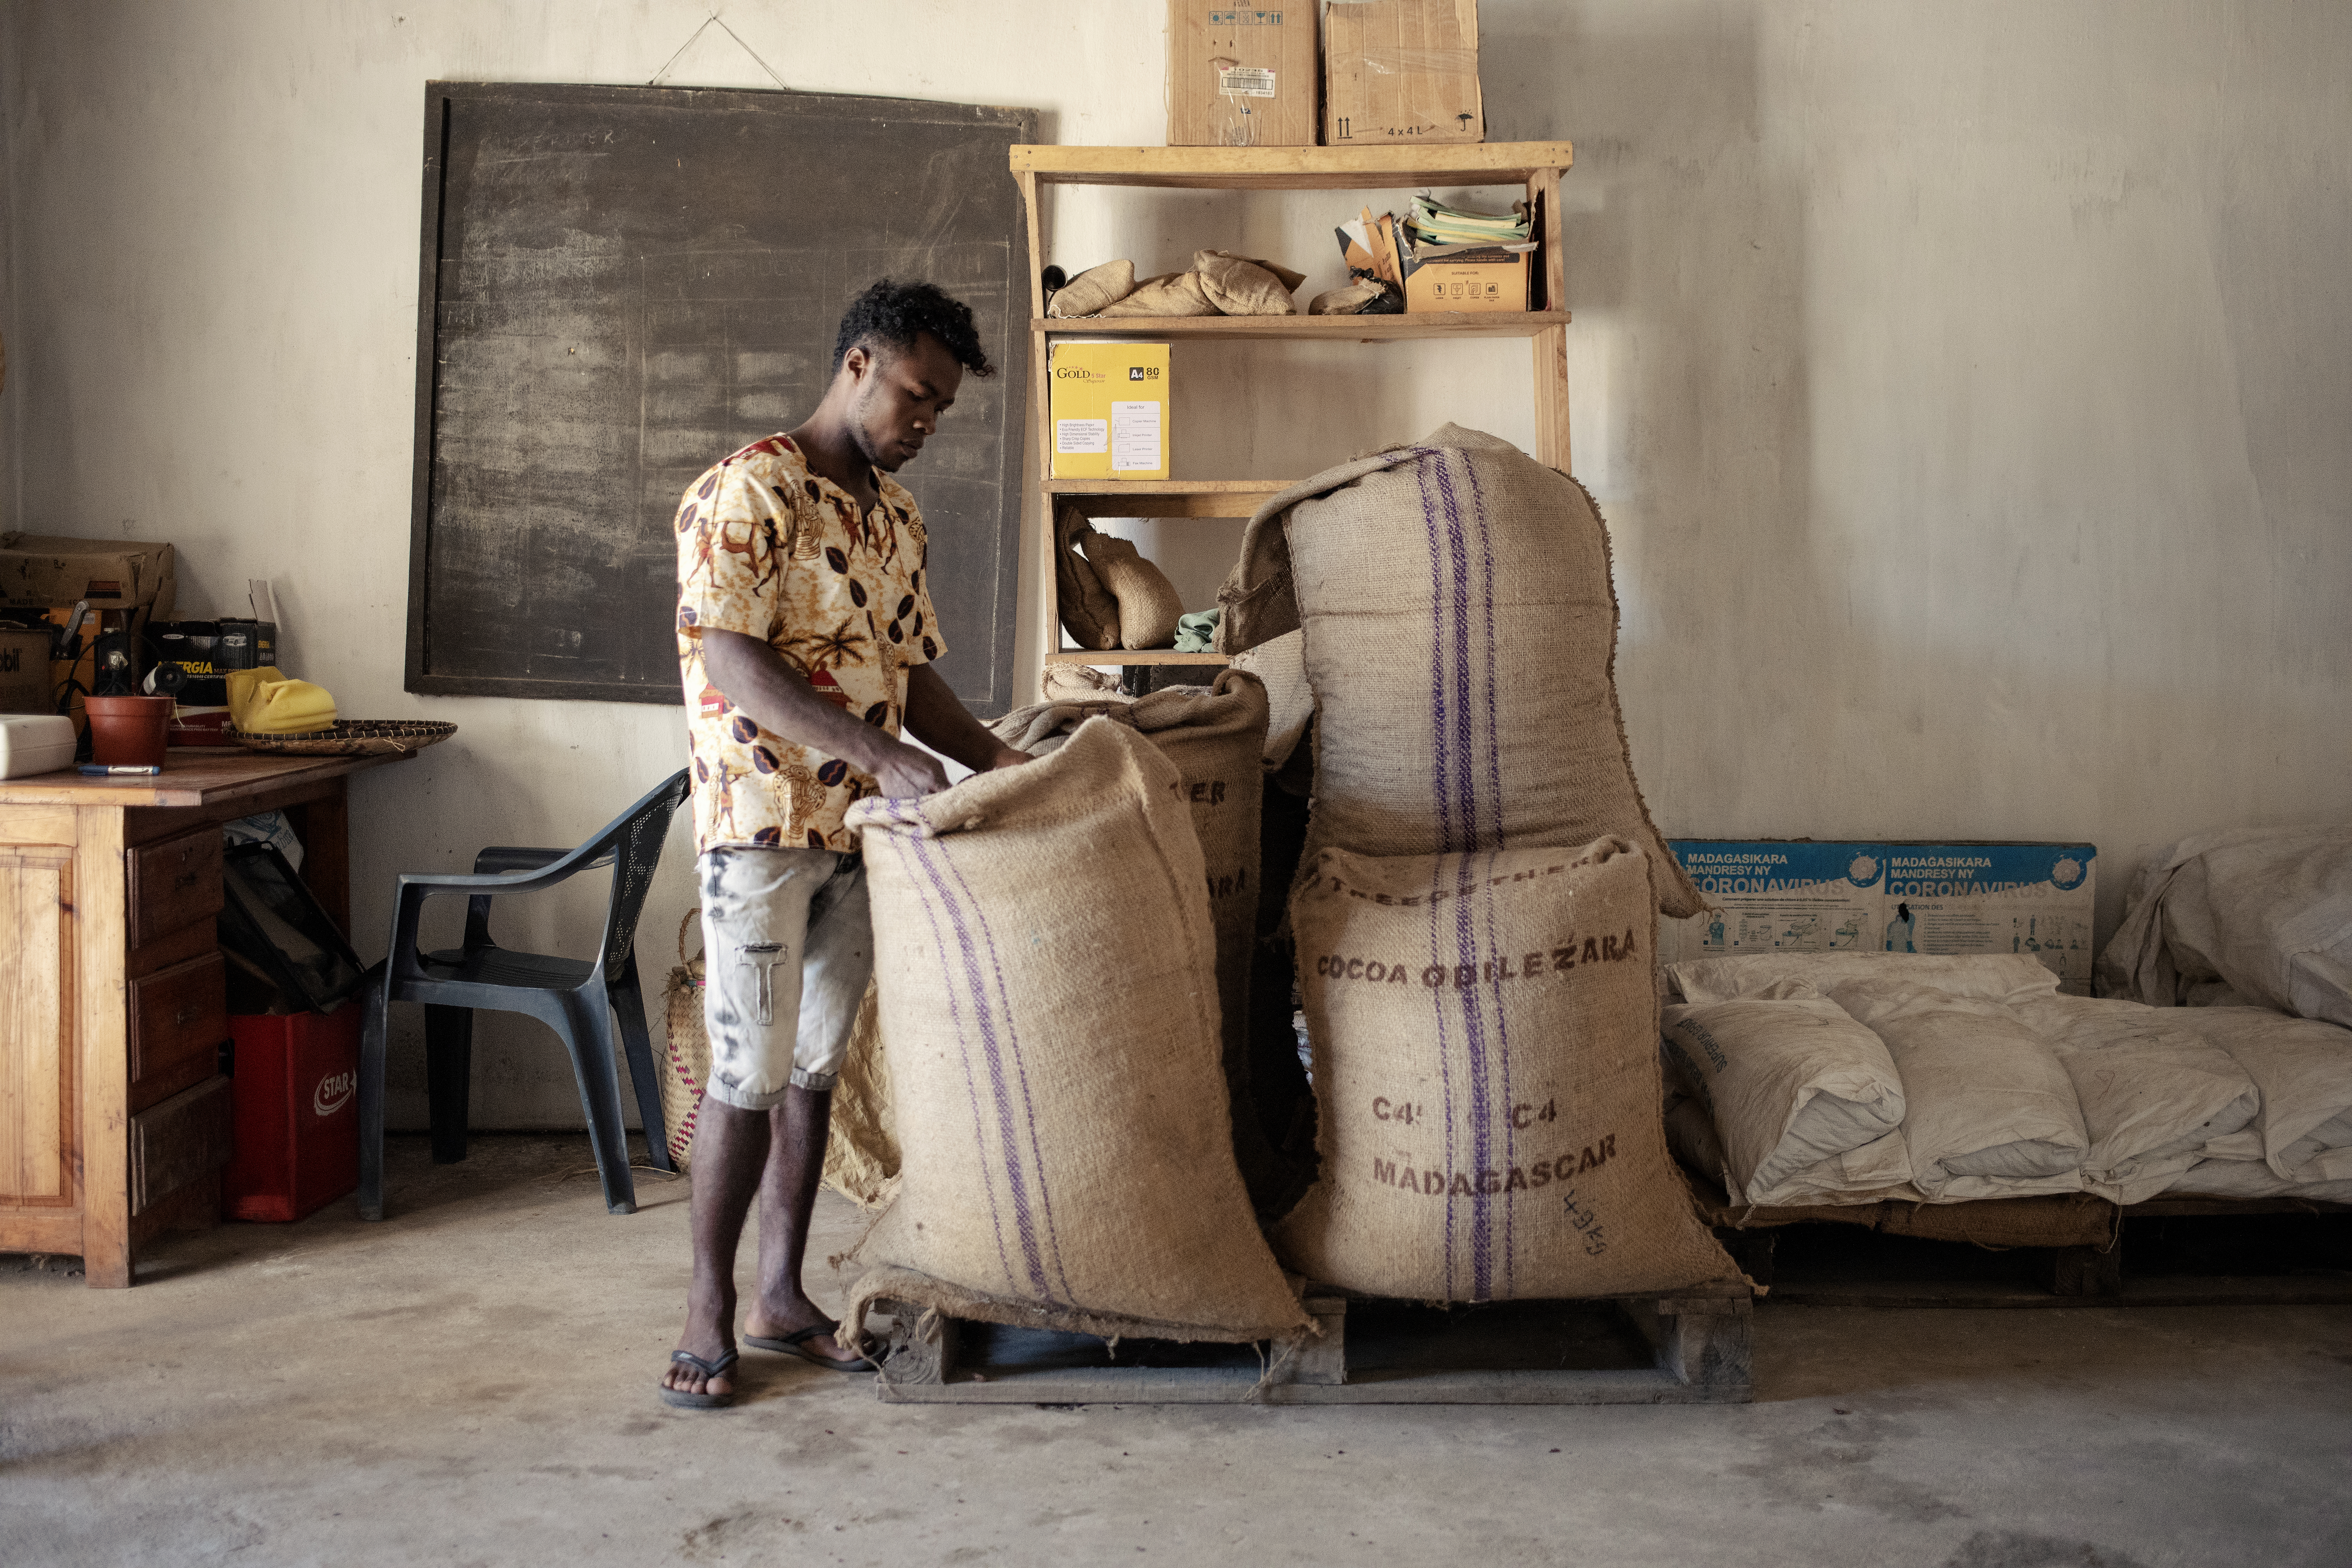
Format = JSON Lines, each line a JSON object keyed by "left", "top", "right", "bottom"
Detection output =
{"left": 662, "top": 1097, "right": 771, "bottom": 1400}
{"left": 744, "top": 1084, "right": 865, "bottom": 1366}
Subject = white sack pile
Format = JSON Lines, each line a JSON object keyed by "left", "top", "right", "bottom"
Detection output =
{"left": 1659, "top": 984, "right": 1912, "bottom": 1207}
{"left": 2099, "top": 825, "right": 2352, "bottom": 1026}
{"left": 1820, "top": 977, "right": 2089, "bottom": 1201}
{"left": 2012, "top": 995, "right": 2261, "bottom": 1204}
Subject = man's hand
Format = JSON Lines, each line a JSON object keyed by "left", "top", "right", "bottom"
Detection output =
{"left": 870, "top": 737, "right": 954, "bottom": 799}
{"left": 986, "top": 745, "right": 1033, "bottom": 771}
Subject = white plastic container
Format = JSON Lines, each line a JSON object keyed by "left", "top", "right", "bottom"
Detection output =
{"left": 0, "top": 714, "right": 77, "bottom": 778}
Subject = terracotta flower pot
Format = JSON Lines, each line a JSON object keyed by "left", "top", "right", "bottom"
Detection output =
{"left": 84, "top": 693, "right": 173, "bottom": 767}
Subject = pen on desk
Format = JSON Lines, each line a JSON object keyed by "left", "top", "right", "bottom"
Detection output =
{"left": 79, "top": 764, "right": 164, "bottom": 776}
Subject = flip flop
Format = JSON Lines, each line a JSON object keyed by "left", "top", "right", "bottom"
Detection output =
{"left": 659, "top": 1348, "right": 739, "bottom": 1409}
{"left": 742, "top": 1320, "right": 875, "bottom": 1373}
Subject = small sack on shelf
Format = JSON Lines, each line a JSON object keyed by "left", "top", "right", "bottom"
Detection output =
{"left": 1309, "top": 278, "right": 1388, "bottom": 315}
{"left": 1045, "top": 259, "right": 1138, "bottom": 318}
{"left": 1053, "top": 505, "right": 1122, "bottom": 652}
{"left": 1082, "top": 532, "right": 1184, "bottom": 650}
{"left": 1099, "top": 269, "right": 1218, "bottom": 317}
{"left": 1193, "top": 251, "right": 1305, "bottom": 316}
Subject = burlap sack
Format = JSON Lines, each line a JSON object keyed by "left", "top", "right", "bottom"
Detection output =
{"left": 1213, "top": 424, "right": 1702, "bottom": 919}
{"left": 1228, "top": 628, "right": 1311, "bottom": 771}
{"left": 1099, "top": 269, "right": 1218, "bottom": 317}
{"left": 1274, "top": 838, "right": 1738, "bottom": 1301}
{"left": 1046, "top": 259, "right": 1138, "bottom": 318}
{"left": 1053, "top": 505, "right": 1122, "bottom": 652}
{"left": 820, "top": 979, "right": 901, "bottom": 1206}
{"left": 658, "top": 912, "right": 709, "bottom": 1170}
{"left": 1192, "top": 250, "right": 1303, "bottom": 315}
{"left": 1042, "top": 662, "right": 1128, "bottom": 703}
{"left": 989, "top": 672, "right": 1275, "bottom": 1187}
{"left": 841, "top": 720, "right": 1307, "bottom": 1345}
{"left": 1309, "top": 279, "right": 1387, "bottom": 316}
{"left": 1082, "top": 532, "right": 1184, "bottom": 650}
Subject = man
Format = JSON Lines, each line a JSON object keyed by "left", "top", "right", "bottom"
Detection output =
{"left": 662, "top": 279, "right": 1028, "bottom": 1407}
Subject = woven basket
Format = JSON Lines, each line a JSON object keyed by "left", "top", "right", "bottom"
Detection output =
{"left": 659, "top": 911, "right": 710, "bottom": 1170}
{"left": 225, "top": 719, "right": 457, "bottom": 757}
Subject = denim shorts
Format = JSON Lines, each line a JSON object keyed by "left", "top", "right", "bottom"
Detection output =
{"left": 697, "top": 847, "right": 873, "bottom": 1108}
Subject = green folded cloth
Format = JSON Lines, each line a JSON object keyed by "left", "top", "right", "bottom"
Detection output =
{"left": 1172, "top": 608, "right": 1222, "bottom": 653}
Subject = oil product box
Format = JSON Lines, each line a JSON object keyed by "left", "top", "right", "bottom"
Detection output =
{"left": 1324, "top": 0, "right": 1483, "bottom": 146}
{"left": 1401, "top": 239, "right": 1533, "bottom": 312}
{"left": 1049, "top": 341, "right": 1170, "bottom": 480}
{"left": 226, "top": 1009, "right": 361, "bottom": 1222}
{"left": 1169, "top": 4, "right": 1318, "bottom": 147}
{"left": 1658, "top": 839, "right": 2099, "bottom": 993}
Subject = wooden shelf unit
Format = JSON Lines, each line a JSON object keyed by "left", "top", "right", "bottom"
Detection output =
{"left": 1012, "top": 142, "right": 1573, "bottom": 684}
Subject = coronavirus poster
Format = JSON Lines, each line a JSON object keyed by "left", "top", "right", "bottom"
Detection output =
{"left": 1659, "top": 841, "right": 2098, "bottom": 991}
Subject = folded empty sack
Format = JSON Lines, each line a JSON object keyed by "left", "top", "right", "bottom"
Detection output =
{"left": 1825, "top": 981, "right": 2089, "bottom": 1200}
{"left": 1660, "top": 986, "right": 1913, "bottom": 1206}
{"left": 1671, "top": 952, "right": 2062, "bottom": 1007}
{"left": 2014, "top": 994, "right": 2262, "bottom": 1204}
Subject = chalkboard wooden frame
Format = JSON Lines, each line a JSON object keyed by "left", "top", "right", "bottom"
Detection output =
{"left": 405, "top": 81, "right": 1035, "bottom": 714}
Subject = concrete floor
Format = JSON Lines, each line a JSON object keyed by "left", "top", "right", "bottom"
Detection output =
{"left": 6, "top": 1136, "right": 2348, "bottom": 1568}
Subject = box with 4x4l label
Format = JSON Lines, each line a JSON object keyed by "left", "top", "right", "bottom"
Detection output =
{"left": 1050, "top": 341, "right": 1170, "bottom": 480}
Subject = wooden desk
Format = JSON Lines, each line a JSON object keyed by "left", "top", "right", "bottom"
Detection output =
{"left": 0, "top": 748, "right": 411, "bottom": 1285}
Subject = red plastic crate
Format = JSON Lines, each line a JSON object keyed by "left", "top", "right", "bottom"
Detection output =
{"left": 226, "top": 1009, "right": 360, "bottom": 1222}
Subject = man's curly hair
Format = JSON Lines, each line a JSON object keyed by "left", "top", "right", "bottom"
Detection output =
{"left": 832, "top": 279, "right": 995, "bottom": 378}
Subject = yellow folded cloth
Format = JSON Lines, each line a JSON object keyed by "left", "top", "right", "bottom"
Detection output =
{"left": 227, "top": 667, "right": 338, "bottom": 734}
{"left": 225, "top": 666, "right": 285, "bottom": 730}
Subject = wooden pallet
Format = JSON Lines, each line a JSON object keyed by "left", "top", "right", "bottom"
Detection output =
{"left": 870, "top": 1280, "right": 1753, "bottom": 1406}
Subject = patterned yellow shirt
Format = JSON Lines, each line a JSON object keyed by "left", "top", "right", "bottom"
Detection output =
{"left": 674, "top": 434, "right": 944, "bottom": 854}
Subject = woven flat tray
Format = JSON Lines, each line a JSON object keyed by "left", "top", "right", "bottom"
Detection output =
{"left": 224, "top": 720, "right": 457, "bottom": 757}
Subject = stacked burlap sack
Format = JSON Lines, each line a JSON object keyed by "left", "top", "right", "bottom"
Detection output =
{"left": 1218, "top": 424, "right": 1740, "bottom": 1302}
{"left": 1655, "top": 951, "right": 2352, "bottom": 1210}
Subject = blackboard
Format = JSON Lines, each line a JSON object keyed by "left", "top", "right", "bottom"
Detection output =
{"left": 405, "top": 81, "right": 1035, "bottom": 715}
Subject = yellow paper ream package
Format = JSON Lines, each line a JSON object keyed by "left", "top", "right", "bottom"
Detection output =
{"left": 1049, "top": 341, "right": 1170, "bottom": 480}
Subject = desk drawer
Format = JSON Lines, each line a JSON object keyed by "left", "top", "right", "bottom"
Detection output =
{"left": 131, "top": 1074, "right": 234, "bottom": 1216}
{"left": 130, "top": 826, "right": 222, "bottom": 947}
{"left": 131, "top": 951, "right": 227, "bottom": 1110}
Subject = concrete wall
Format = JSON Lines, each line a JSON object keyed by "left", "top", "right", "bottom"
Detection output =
{"left": 2, "top": 1, "right": 2345, "bottom": 1127}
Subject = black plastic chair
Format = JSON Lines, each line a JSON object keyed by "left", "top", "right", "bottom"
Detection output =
{"left": 358, "top": 769, "right": 692, "bottom": 1219}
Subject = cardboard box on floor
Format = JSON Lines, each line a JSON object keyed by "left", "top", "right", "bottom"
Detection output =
{"left": 1658, "top": 840, "right": 2101, "bottom": 993}
{"left": 1168, "top": 4, "right": 1319, "bottom": 148}
{"left": 1324, "top": 0, "right": 1483, "bottom": 146}
{"left": 1049, "top": 341, "right": 1171, "bottom": 480}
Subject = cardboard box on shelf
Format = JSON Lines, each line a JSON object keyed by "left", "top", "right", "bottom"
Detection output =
{"left": 1323, "top": 0, "right": 1483, "bottom": 146}
{"left": 1400, "top": 239, "right": 1531, "bottom": 312}
{"left": 1658, "top": 839, "right": 2101, "bottom": 993}
{"left": 1168, "top": 4, "right": 1318, "bottom": 148}
{"left": 1049, "top": 341, "right": 1171, "bottom": 481}
{"left": 0, "top": 531, "right": 177, "bottom": 616}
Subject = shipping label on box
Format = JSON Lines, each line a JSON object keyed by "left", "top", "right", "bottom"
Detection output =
{"left": 1168, "top": 4, "right": 1319, "bottom": 148}
{"left": 1660, "top": 839, "right": 2100, "bottom": 992}
{"left": 1324, "top": 0, "right": 1483, "bottom": 145}
{"left": 1049, "top": 342, "right": 1170, "bottom": 480}
{"left": 1401, "top": 241, "right": 1530, "bottom": 312}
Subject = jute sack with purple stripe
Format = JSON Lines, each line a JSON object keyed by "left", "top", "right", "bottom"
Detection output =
{"left": 1214, "top": 423, "right": 1702, "bottom": 920}
{"left": 840, "top": 719, "right": 1307, "bottom": 1347}
{"left": 988, "top": 670, "right": 1272, "bottom": 1169}
{"left": 1273, "top": 838, "right": 1737, "bottom": 1301}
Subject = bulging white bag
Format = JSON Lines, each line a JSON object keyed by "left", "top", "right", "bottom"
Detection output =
{"left": 1825, "top": 981, "right": 2088, "bottom": 1200}
{"left": 2013, "top": 995, "right": 2261, "bottom": 1204}
{"left": 1659, "top": 987, "right": 1912, "bottom": 1207}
